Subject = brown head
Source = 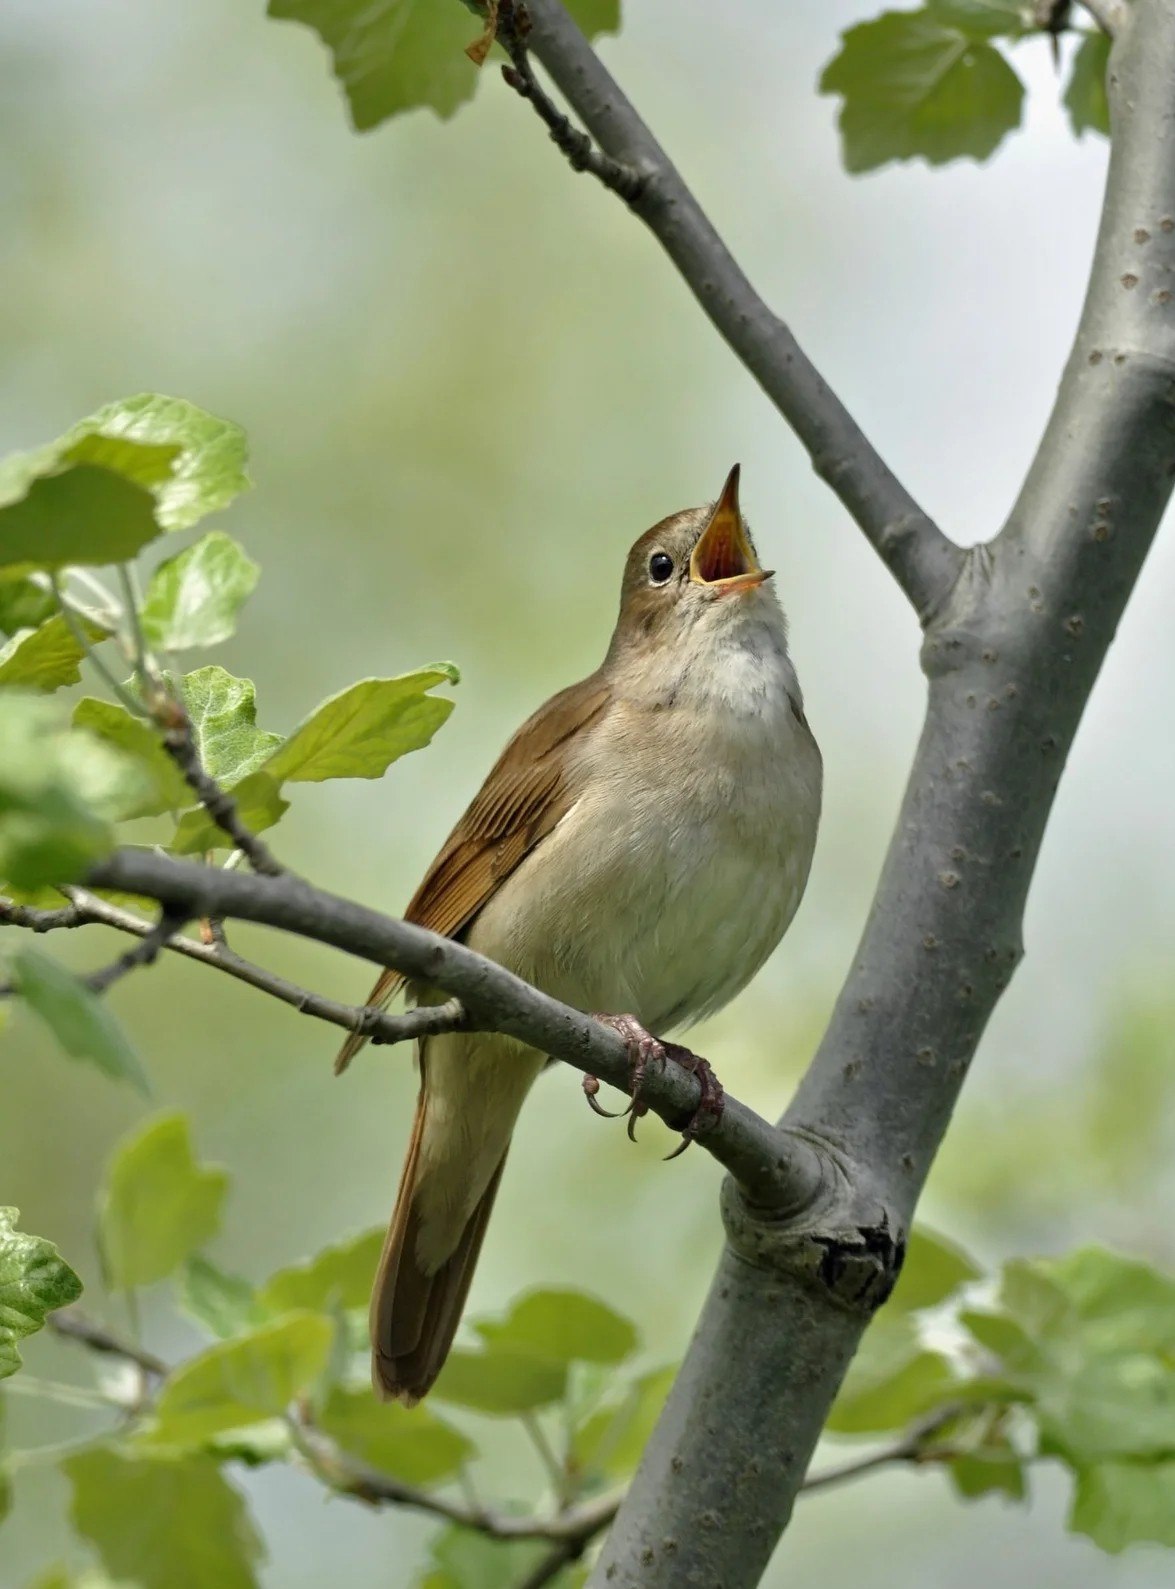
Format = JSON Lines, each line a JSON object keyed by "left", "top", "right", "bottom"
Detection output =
{"left": 605, "top": 465, "right": 782, "bottom": 670}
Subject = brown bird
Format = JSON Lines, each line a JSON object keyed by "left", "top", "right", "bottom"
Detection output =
{"left": 338, "top": 467, "right": 822, "bottom": 1404}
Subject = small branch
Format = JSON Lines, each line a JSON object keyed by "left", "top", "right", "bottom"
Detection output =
{"left": 47, "top": 1309, "right": 168, "bottom": 1378}
{"left": 84, "top": 848, "right": 823, "bottom": 1210}
{"left": 497, "top": 0, "right": 963, "bottom": 624}
{"left": 152, "top": 692, "right": 284, "bottom": 876}
{"left": 497, "top": 3, "right": 644, "bottom": 203}
{"left": 50, "top": 576, "right": 147, "bottom": 720}
{"left": 799, "top": 1404, "right": 964, "bottom": 1495}
{"left": 84, "top": 907, "right": 187, "bottom": 994}
{"left": 1, "top": 887, "right": 468, "bottom": 1051}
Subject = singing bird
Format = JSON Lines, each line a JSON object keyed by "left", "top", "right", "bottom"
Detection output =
{"left": 338, "top": 467, "right": 822, "bottom": 1404}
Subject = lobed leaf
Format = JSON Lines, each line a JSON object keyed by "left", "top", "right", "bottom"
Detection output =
{"left": 263, "top": 666, "right": 458, "bottom": 783}
{"left": 0, "top": 1207, "right": 83, "bottom": 1379}
{"left": 12, "top": 946, "right": 148, "bottom": 1094}
{"left": 317, "top": 1385, "right": 474, "bottom": 1483}
{"left": 0, "top": 575, "right": 57, "bottom": 635}
{"left": 418, "top": 1526, "right": 553, "bottom": 1589}
{"left": 0, "top": 614, "right": 109, "bottom": 693}
{"left": 99, "top": 1113, "right": 228, "bottom": 1290}
{"left": 826, "top": 1313, "right": 957, "bottom": 1434}
{"left": 1070, "top": 1459, "right": 1175, "bottom": 1551}
{"left": 65, "top": 1448, "right": 263, "bottom": 1589}
{"left": 820, "top": 11, "right": 1025, "bottom": 173}
{"left": 143, "top": 1313, "right": 333, "bottom": 1446}
{"left": 169, "top": 771, "right": 288, "bottom": 855}
{"left": 72, "top": 698, "right": 192, "bottom": 820}
{"left": 1064, "top": 32, "right": 1111, "bottom": 138}
{"left": 172, "top": 666, "right": 282, "bottom": 786}
{"left": 258, "top": 1227, "right": 384, "bottom": 1314}
{"left": 141, "top": 532, "right": 259, "bottom": 651}
{"left": 178, "top": 1256, "right": 266, "bottom": 1339}
{"left": 432, "top": 1346, "right": 567, "bottom": 1415}
{"left": 473, "top": 1287, "right": 639, "bottom": 1367}
{"left": 889, "top": 1225, "right": 980, "bottom": 1312}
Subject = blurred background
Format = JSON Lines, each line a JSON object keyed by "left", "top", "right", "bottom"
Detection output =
{"left": 2, "top": 0, "right": 1173, "bottom": 1584}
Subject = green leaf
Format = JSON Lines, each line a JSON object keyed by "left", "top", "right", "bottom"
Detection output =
{"left": 258, "top": 1227, "right": 384, "bottom": 1314}
{"left": 141, "top": 532, "right": 260, "bottom": 651}
{"left": 820, "top": 11, "right": 1025, "bottom": 174}
{"left": 169, "top": 771, "right": 288, "bottom": 855}
{"left": 0, "top": 1207, "right": 83, "bottom": 1379}
{"left": 571, "top": 1364, "right": 676, "bottom": 1483}
{"left": 65, "top": 1448, "right": 263, "bottom": 1589}
{"left": 204, "top": 1419, "right": 294, "bottom": 1466}
{"left": 144, "top": 1313, "right": 333, "bottom": 1446}
{"left": 827, "top": 1314, "right": 957, "bottom": 1434}
{"left": 0, "top": 615, "right": 108, "bottom": 693}
{"left": 927, "top": 0, "right": 1030, "bottom": 36}
{"left": 268, "top": 0, "right": 480, "bottom": 128}
{"left": 432, "top": 1346, "right": 567, "bottom": 1415}
{"left": 0, "top": 396, "right": 248, "bottom": 573}
{"left": 0, "top": 575, "right": 56, "bottom": 635}
{"left": 178, "top": 1256, "right": 265, "bottom": 1339}
{"left": 950, "top": 1445, "right": 1026, "bottom": 1500}
{"left": 890, "top": 1226, "right": 980, "bottom": 1312}
{"left": 318, "top": 1385, "right": 474, "bottom": 1483}
{"left": 12, "top": 946, "right": 148, "bottom": 1094}
{"left": 172, "top": 667, "right": 282, "bottom": 786}
{"left": 1070, "top": 1459, "right": 1175, "bottom": 1551}
{"left": 419, "top": 1526, "right": 550, "bottom": 1589}
{"left": 72, "top": 698, "right": 192, "bottom": 820}
{"left": 1064, "top": 32, "right": 1111, "bottom": 138}
{"left": 0, "top": 693, "right": 142, "bottom": 889}
{"left": 99, "top": 1113, "right": 228, "bottom": 1290}
{"left": 474, "top": 1287, "right": 638, "bottom": 1366}
{"left": 262, "top": 666, "right": 457, "bottom": 783}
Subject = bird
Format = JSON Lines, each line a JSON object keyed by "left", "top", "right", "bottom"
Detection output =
{"left": 337, "top": 465, "right": 822, "bottom": 1404}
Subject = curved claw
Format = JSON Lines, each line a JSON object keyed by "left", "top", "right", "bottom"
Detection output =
{"left": 582, "top": 1073, "right": 626, "bottom": 1118}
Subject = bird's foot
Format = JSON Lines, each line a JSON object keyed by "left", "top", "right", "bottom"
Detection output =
{"left": 583, "top": 1012, "right": 666, "bottom": 1140}
{"left": 660, "top": 1042, "right": 724, "bottom": 1159}
{"left": 583, "top": 1016, "right": 725, "bottom": 1154}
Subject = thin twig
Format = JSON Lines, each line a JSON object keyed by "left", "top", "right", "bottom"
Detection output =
{"left": 152, "top": 691, "right": 284, "bottom": 876}
{"left": 500, "top": 0, "right": 963, "bottom": 625}
{"left": 1, "top": 887, "right": 470, "bottom": 1051}
{"left": 85, "top": 907, "right": 187, "bottom": 994}
{"left": 497, "top": 2, "right": 645, "bottom": 203}
{"left": 799, "top": 1403, "right": 965, "bottom": 1495}
{"left": 50, "top": 576, "right": 147, "bottom": 719}
{"left": 47, "top": 1310, "right": 168, "bottom": 1378}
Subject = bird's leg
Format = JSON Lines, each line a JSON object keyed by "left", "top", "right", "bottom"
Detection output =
{"left": 660, "top": 1041, "right": 725, "bottom": 1159}
{"left": 583, "top": 1012, "right": 666, "bottom": 1138}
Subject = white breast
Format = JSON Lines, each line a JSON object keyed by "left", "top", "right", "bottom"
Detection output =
{"left": 470, "top": 601, "right": 822, "bottom": 1035}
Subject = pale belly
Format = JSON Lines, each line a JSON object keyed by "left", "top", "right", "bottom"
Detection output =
{"left": 468, "top": 698, "right": 822, "bottom": 1036}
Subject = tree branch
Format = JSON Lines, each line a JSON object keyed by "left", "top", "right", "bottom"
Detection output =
{"left": 588, "top": 3, "right": 1175, "bottom": 1584}
{"left": 47, "top": 1310, "right": 167, "bottom": 1378}
{"left": 80, "top": 848, "right": 825, "bottom": 1211}
{"left": 0, "top": 888, "right": 469, "bottom": 1051}
{"left": 495, "top": 0, "right": 963, "bottom": 624}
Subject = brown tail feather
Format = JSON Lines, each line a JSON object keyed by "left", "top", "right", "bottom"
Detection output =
{"left": 370, "top": 1090, "right": 509, "bottom": 1405}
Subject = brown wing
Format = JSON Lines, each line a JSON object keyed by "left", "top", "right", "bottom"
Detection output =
{"left": 334, "top": 672, "right": 612, "bottom": 1071}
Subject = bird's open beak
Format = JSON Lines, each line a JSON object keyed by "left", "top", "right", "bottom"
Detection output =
{"left": 689, "top": 464, "right": 773, "bottom": 593}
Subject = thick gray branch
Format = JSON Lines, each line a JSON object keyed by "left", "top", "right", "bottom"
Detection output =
{"left": 592, "top": 4, "right": 1175, "bottom": 1585}
{"left": 84, "top": 849, "right": 824, "bottom": 1210}
{"left": 516, "top": 0, "right": 963, "bottom": 623}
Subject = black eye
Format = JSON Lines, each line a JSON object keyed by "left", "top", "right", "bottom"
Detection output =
{"left": 648, "top": 551, "right": 674, "bottom": 584}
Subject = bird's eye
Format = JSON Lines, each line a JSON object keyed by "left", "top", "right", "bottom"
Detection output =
{"left": 648, "top": 552, "right": 674, "bottom": 585}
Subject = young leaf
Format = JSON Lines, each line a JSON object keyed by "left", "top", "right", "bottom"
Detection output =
{"left": 99, "top": 1113, "right": 228, "bottom": 1290}
{"left": 571, "top": 1365, "right": 677, "bottom": 1483}
{"left": 1064, "top": 32, "right": 1111, "bottom": 138}
{"left": 1070, "top": 1459, "right": 1175, "bottom": 1551}
{"left": 0, "top": 1207, "right": 83, "bottom": 1379}
{"left": 889, "top": 1226, "right": 981, "bottom": 1312}
{"left": 142, "top": 1313, "right": 333, "bottom": 1446}
{"left": 0, "top": 614, "right": 108, "bottom": 692}
{"left": 419, "top": 1526, "right": 551, "bottom": 1589}
{"left": 0, "top": 693, "right": 137, "bottom": 888}
{"left": 178, "top": 1256, "right": 266, "bottom": 1339}
{"left": 317, "top": 1386, "right": 474, "bottom": 1483}
{"left": 473, "top": 1287, "right": 639, "bottom": 1366}
{"left": 927, "top": 0, "right": 1030, "bottom": 35}
{"left": 169, "top": 772, "right": 288, "bottom": 855}
{"left": 64, "top": 1448, "right": 264, "bottom": 1589}
{"left": 141, "top": 532, "right": 260, "bottom": 651}
{"left": 173, "top": 667, "right": 282, "bottom": 785}
{"left": 12, "top": 946, "right": 149, "bottom": 1095}
{"left": 257, "top": 1227, "right": 384, "bottom": 1314}
{"left": 0, "top": 575, "right": 56, "bottom": 635}
{"left": 0, "top": 395, "right": 248, "bottom": 572}
{"left": 820, "top": 11, "right": 1025, "bottom": 174}
{"left": 72, "top": 698, "right": 192, "bottom": 819}
{"left": 432, "top": 1346, "right": 567, "bottom": 1415}
{"left": 826, "top": 1314, "right": 957, "bottom": 1434}
{"left": 261, "top": 666, "right": 458, "bottom": 783}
